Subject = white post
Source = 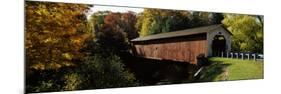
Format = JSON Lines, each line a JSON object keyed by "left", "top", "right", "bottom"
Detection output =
{"left": 240, "top": 53, "right": 244, "bottom": 60}
{"left": 221, "top": 51, "right": 224, "bottom": 58}
{"left": 235, "top": 53, "right": 238, "bottom": 59}
{"left": 252, "top": 54, "right": 256, "bottom": 61}
{"left": 246, "top": 54, "right": 250, "bottom": 60}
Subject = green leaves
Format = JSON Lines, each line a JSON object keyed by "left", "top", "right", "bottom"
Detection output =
{"left": 137, "top": 9, "right": 223, "bottom": 37}
{"left": 222, "top": 14, "right": 263, "bottom": 53}
{"left": 63, "top": 73, "right": 83, "bottom": 91}
{"left": 80, "top": 53, "right": 137, "bottom": 88}
{"left": 138, "top": 9, "right": 174, "bottom": 37}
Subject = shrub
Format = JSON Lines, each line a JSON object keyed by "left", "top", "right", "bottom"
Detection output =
{"left": 80, "top": 53, "right": 138, "bottom": 89}
{"left": 62, "top": 73, "right": 83, "bottom": 91}
{"left": 26, "top": 70, "right": 62, "bottom": 93}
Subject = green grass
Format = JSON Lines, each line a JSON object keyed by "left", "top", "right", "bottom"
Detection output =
{"left": 198, "top": 57, "right": 263, "bottom": 82}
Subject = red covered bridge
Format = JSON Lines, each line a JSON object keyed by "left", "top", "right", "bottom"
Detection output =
{"left": 131, "top": 24, "right": 232, "bottom": 65}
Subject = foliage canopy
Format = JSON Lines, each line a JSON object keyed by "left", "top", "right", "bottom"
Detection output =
{"left": 223, "top": 14, "right": 263, "bottom": 53}
{"left": 25, "top": 2, "right": 92, "bottom": 70}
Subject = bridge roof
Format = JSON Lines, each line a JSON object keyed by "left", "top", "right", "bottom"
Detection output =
{"left": 131, "top": 24, "right": 232, "bottom": 42}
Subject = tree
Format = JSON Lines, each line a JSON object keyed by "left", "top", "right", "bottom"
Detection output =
{"left": 222, "top": 14, "right": 263, "bottom": 53}
{"left": 169, "top": 10, "right": 192, "bottom": 31}
{"left": 138, "top": 9, "right": 182, "bottom": 37}
{"left": 83, "top": 11, "right": 140, "bottom": 89}
{"left": 211, "top": 13, "right": 224, "bottom": 24}
{"left": 89, "top": 11, "right": 138, "bottom": 54}
{"left": 121, "top": 12, "right": 139, "bottom": 39}
{"left": 137, "top": 9, "right": 224, "bottom": 37}
{"left": 189, "top": 12, "right": 224, "bottom": 27}
{"left": 25, "top": 1, "right": 92, "bottom": 71}
{"left": 25, "top": 1, "right": 94, "bottom": 92}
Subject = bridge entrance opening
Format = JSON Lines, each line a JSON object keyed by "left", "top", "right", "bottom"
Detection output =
{"left": 212, "top": 35, "right": 226, "bottom": 56}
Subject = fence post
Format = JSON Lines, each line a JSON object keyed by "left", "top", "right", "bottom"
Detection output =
{"left": 221, "top": 51, "right": 224, "bottom": 58}
{"left": 230, "top": 52, "right": 233, "bottom": 58}
{"left": 246, "top": 54, "right": 250, "bottom": 60}
{"left": 235, "top": 53, "right": 238, "bottom": 59}
{"left": 240, "top": 53, "right": 244, "bottom": 60}
{"left": 252, "top": 54, "right": 256, "bottom": 61}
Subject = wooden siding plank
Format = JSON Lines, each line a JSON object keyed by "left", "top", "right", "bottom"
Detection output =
{"left": 132, "top": 33, "right": 207, "bottom": 64}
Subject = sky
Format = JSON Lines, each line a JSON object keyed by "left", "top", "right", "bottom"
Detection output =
{"left": 89, "top": 5, "right": 144, "bottom": 14}
{"left": 86, "top": 5, "right": 144, "bottom": 19}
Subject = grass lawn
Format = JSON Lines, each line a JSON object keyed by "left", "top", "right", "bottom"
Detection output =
{"left": 197, "top": 57, "right": 263, "bottom": 82}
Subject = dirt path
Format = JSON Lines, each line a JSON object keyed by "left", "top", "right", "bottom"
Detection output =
{"left": 222, "top": 67, "right": 229, "bottom": 80}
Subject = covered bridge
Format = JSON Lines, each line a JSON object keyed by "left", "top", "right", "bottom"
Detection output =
{"left": 131, "top": 24, "right": 232, "bottom": 65}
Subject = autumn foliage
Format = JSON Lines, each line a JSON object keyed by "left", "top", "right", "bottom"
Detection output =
{"left": 25, "top": 1, "right": 138, "bottom": 93}
{"left": 89, "top": 12, "right": 138, "bottom": 54}
{"left": 25, "top": 2, "right": 91, "bottom": 70}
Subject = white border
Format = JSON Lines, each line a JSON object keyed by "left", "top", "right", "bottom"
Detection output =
{"left": 27, "top": 0, "right": 265, "bottom": 15}
{"left": 1, "top": 0, "right": 281, "bottom": 94}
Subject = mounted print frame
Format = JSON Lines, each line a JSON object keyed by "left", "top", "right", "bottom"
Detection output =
{"left": 25, "top": 0, "right": 264, "bottom": 93}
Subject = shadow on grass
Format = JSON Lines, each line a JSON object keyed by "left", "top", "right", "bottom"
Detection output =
{"left": 195, "top": 60, "right": 231, "bottom": 82}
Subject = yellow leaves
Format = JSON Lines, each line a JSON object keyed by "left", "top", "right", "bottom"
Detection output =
{"left": 71, "top": 38, "right": 81, "bottom": 44}
{"left": 62, "top": 61, "right": 75, "bottom": 67}
{"left": 35, "top": 10, "right": 42, "bottom": 15}
{"left": 49, "top": 63, "right": 62, "bottom": 69}
{"left": 63, "top": 73, "right": 82, "bottom": 91}
{"left": 67, "top": 27, "right": 76, "bottom": 34}
{"left": 240, "top": 43, "right": 247, "bottom": 50}
{"left": 31, "top": 62, "right": 62, "bottom": 70}
{"left": 223, "top": 14, "right": 263, "bottom": 52}
{"left": 70, "top": 34, "right": 90, "bottom": 46}
{"left": 35, "top": 7, "right": 49, "bottom": 16}
{"left": 26, "top": 1, "right": 91, "bottom": 71}
{"left": 42, "top": 36, "right": 59, "bottom": 44}
{"left": 35, "top": 19, "right": 41, "bottom": 23}
{"left": 25, "top": 40, "right": 33, "bottom": 48}
{"left": 30, "top": 61, "right": 74, "bottom": 71}
{"left": 62, "top": 53, "right": 73, "bottom": 60}
{"left": 44, "top": 37, "right": 52, "bottom": 43}
{"left": 256, "top": 31, "right": 263, "bottom": 39}
{"left": 43, "top": 30, "right": 50, "bottom": 33}
{"left": 30, "top": 63, "right": 45, "bottom": 70}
